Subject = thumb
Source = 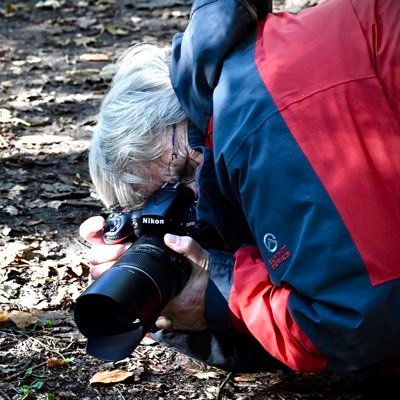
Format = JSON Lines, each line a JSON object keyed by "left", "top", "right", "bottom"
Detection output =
{"left": 79, "top": 216, "right": 106, "bottom": 245}
{"left": 164, "top": 233, "right": 188, "bottom": 254}
{"left": 164, "top": 234, "right": 209, "bottom": 269}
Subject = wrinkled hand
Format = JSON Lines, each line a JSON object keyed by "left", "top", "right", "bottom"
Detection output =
{"left": 79, "top": 217, "right": 209, "bottom": 331}
{"left": 79, "top": 216, "right": 132, "bottom": 280}
{"left": 156, "top": 234, "right": 209, "bottom": 331}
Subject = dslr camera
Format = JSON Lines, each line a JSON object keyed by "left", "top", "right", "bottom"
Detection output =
{"left": 74, "top": 182, "right": 223, "bottom": 362}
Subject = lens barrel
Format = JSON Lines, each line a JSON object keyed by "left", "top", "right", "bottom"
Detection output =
{"left": 74, "top": 235, "right": 191, "bottom": 361}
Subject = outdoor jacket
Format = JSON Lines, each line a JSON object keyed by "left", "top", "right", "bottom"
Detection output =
{"left": 170, "top": 0, "right": 400, "bottom": 372}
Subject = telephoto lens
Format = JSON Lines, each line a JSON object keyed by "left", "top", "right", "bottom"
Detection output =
{"left": 74, "top": 235, "right": 191, "bottom": 362}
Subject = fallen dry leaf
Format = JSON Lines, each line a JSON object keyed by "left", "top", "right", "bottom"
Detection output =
{"left": 194, "top": 371, "right": 220, "bottom": 380}
{"left": 233, "top": 374, "right": 258, "bottom": 382}
{"left": 16, "top": 134, "right": 73, "bottom": 145}
{"left": 0, "top": 108, "right": 30, "bottom": 126}
{"left": 0, "top": 225, "right": 11, "bottom": 236}
{"left": 99, "top": 63, "right": 116, "bottom": 81}
{"left": 75, "top": 16, "right": 97, "bottom": 29}
{"left": 47, "top": 357, "right": 67, "bottom": 368}
{"left": 35, "top": 0, "right": 64, "bottom": 9}
{"left": 106, "top": 25, "right": 129, "bottom": 36}
{"left": 89, "top": 369, "right": 135, "bottom": 385}
{"left": 79, "top": 53, "right": 109, "bottom": 62}
{"left": 0, "top": 310, "right": 39, "bottom": 328}
{"left": 0, "top": 241, "right": 28, "bottom": 267}
{"left": 73, "top": 36, "right": 98, "bottom": 47}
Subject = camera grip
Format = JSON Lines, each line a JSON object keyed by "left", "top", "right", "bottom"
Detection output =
{"left": 103, "top": 210, "right": 139, "bottom": 244}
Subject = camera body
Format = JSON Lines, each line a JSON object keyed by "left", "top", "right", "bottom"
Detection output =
{"left": 103, "top": 181, "right": 223, "bottom": 249}
{"left": 74, "top": 182, "right": 223, "bottom": 362}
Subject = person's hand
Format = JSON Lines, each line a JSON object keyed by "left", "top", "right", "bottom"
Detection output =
{"left": 79, "top": 216, "right": 132, "bottom": 280}
{"left": 155, "top": 233, "right": 209, "bottom": 331}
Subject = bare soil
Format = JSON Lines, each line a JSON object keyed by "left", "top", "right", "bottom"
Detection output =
{"left": 1, "top": 1, "right": 400, "bottom": 399}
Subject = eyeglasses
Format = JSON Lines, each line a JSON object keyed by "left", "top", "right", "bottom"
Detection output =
{"left": 168, "top": 123, "right": 199, "bottom": 184}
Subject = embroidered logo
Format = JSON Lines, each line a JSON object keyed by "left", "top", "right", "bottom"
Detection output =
{"left": 263, "top": 233, "right": 278, "bottom": 253}
{"left": 268, "top": 245, "right": 291, "bottom": 270}
{"left": 263, "top": 233, "right": 291, "bottom": 270}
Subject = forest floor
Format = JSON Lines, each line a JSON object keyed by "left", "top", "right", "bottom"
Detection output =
{"left": 1, "top": 0, "right": 400, "bottom": 399}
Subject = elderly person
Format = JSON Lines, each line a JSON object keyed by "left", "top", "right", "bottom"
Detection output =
{"left": 80, "top": 0, "right": 400, "bottom": 373}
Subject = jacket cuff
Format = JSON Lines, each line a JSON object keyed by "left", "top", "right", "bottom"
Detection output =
{"left": 205, "top": 249, "right": 235, "bottom": 330}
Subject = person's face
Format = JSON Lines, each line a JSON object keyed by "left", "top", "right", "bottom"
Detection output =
{"left": 146, "top": 121, "right": 202, "bottom": 193}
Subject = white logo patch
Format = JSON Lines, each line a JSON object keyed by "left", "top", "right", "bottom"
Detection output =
{"left": 263, "top": 233, "right": 278, "bottom": 253}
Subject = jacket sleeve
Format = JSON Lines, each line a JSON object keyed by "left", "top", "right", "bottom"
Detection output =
{"left": 169, "top": 0, "right": 272, "bottom": 135}
{"left": 205, "top": 247, "right": 328, "bottom": 372}
{"left": 349, "top": 0, "right": 400, "bottom": 119}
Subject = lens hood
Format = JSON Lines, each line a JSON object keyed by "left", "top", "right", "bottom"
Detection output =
{"left": 86, "top": 324, "right": 145, "bottom": 362}
{"left": 74, "top": 235, "right": 191, "bottom": 362}
{"left": 74, "top": 264, "right": 161, "bottom": 361}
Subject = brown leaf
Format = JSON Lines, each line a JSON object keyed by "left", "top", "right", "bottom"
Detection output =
{"left": 35, "top": 0, "right": 64, "bottom": 9}
{"left": 76, "top": 17, "right": 97, "bottom": 29}
{"left": 106, "top": 25, "right": 129, "bottom": 36}
{"left": 0, "top": 225, "right": 11, "bottom": 237}
{"left": 3, "top": 205, "right": 19, "bottom": 216}
{"left": 47, "top": 357, "right": 67, "bottom": 368}
{"left": 89, "top": 370, "right": 135, "bottom": 385}
{"left": 233, "top": 373, "right": 258, "bottom": 382}
{"left": 0, "top": 241, "right": 28, "bottom": 267}
{"left": 0, "top": 108, "right": 30, "bottom": 126}
{"left": 194, "top": 371, "right": 220, "bottom": 380}
{"left": 79, "top": 53, "right": 109, "bottom": 62}
{"left": 16, "top": 134, "right": 73, "bottom": 145}
{"left": 73, "top": 36, "right": 98, "bottom": 47}
{"left": 1, "top": 310, "right": 39, "bottom": 328}
{"left": 6, "top": 184, "right": 27, "bottom": 200}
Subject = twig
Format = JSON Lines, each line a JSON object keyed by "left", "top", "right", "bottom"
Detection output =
{"left": 2, "top": 331, "right": 74, "bottom": 382}
{"left": 0, "top": 389, "right": 13, "bottom": 400}
{"left": 3, "top": 360, "right": 48, "bottom": 382}
{"left": 216, "top": 371, "right": 233, "bottom": 400}
{"left": 3, "top": 348, "right": 80, "bottom": 383}
{"left": 116, "top": 387, "right": 126, "bottom": 400}
{"left": 17, "top": 332, "right": 70, "bottom": 361}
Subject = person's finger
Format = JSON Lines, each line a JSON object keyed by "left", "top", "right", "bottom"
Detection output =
{"left": 87, "top": 243, "right": 132, "bottom": 265}
{"left": 90, "top": 261, "right": 115, "bottom": 280}
{"left": 155, "top": 316, "right": 174, "bottom": 330}
{"left": 164, "top": 234, "right": 209, "bottom": 269}
{"left": 79, "top": 216, "right": 107, "bottom": 245}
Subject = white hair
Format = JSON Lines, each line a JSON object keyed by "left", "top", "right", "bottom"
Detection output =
{"left": 89, "top": 44, "right": 186, "bottom": 209}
